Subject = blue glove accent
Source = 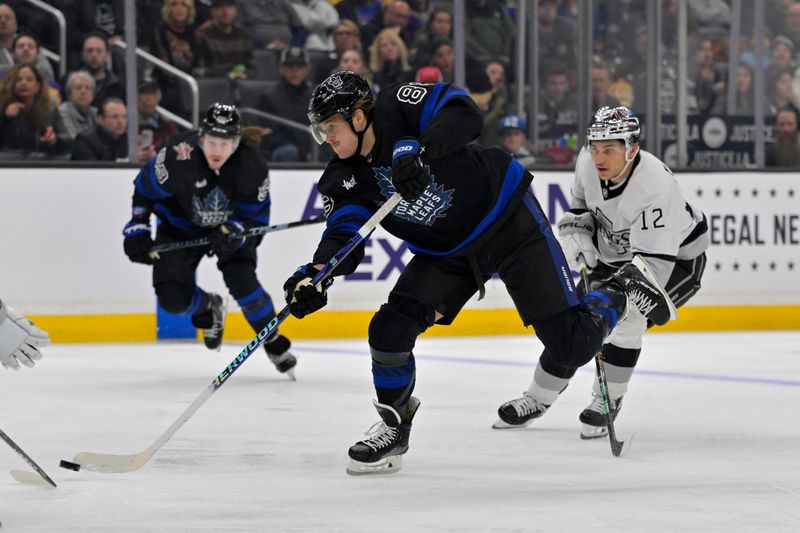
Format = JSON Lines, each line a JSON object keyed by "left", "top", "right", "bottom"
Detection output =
{"left": 392, "top": 139, "right": 421, "bottom": 160}
{"left": 123, "top": 221, "right": 151, "bottom": 238}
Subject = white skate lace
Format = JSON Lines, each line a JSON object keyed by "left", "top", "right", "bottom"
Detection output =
{"left": 588, "top": 393, "right": 617, "bottom": 414}
{"left": 361, "top": 421, "right": 398, "bottom": 452}
{"left": 627, "top": 288, "right": 657, "bottom": 316}
{"left": 507, "top": 395, "right": 542, "bottom": 417}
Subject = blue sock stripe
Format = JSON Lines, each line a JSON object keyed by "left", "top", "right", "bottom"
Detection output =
{"left": 372, "top": 356, "right": 415, "bottom": 389}
{"left": 238, "top": 287, "right": 267, "bottom": 306}
{"left": 242, "top": 298, "right": 275, "bottom": 322}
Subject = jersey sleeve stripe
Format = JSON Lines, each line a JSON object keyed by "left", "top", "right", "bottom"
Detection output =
{"left": 419, "top": 83, "right": 470, "bottom": 133}
{"left": 133, "top": 161, "right": 171, "bottom": 200}
{"left": 637, "top": 251, "right": 677, "bottom": 262}
{"left": 153, "top": 204, "right": 199, "bottom": 232}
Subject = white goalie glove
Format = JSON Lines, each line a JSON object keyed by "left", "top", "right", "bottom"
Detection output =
{"left": 0, "top": 300, "right": 50, "bottom": 371}
{"left": 557, "top": 211, "right": 599, "bottom": 270}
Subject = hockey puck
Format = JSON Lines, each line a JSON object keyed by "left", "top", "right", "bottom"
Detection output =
{"left": 59, "top": 460, "right": 81, "bottom": 472}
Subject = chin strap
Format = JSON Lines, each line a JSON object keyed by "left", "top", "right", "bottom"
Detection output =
{"left": 608, "top": 146, "right": 638, "bottom": 182}
{"left": 349, "top": 113, "right": 373, "bottom": 157}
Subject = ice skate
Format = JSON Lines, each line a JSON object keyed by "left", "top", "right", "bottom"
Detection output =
{"left": 492, "top": 393, "right": 549, "bottom": 429}
{"left": 579, "top": 393, "right": 623, "bottom": 440}
{"left": 193, "top": 293, "right": 226, "bottom": 351}
{"left": 611, "top": 256, "right": 677, "bottom": 326}
{"left": 346, "top": 397, "right": 420, "bottom": 475}
{"left": 264, "top": 334, "right": 297, "bottom": 381}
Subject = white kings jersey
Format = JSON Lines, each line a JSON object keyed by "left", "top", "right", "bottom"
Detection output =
{"left": 571, "top": 147, "right": 709, "bottom": 285}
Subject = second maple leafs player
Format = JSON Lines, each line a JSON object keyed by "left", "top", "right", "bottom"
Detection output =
{"left": 121, "top": 103, "right": 297, "bottom": 378}
{"left": 283, "top": 72, "right": 678, "bottom": 475}
{"left": 495, "top": 106, "right": 709, "bottom": 438}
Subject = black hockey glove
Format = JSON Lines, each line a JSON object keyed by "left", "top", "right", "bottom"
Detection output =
{"left": 283, "top": 264, "right": 335, "bottom": 319}
{"left": 209, "top": 220, "right": 246, "bottom": 258}
{"left": 391, "top": 138, "right": 431, "bottom": 202}
{"left": 122, "top": 219, "right": 154, "bottom": 265}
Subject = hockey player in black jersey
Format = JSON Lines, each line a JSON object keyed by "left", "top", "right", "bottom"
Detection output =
{"left": 122, "top": 103, "right": 297, "bottom": 378}
{"left": 283, "top": 72, "right": 676, "bottom": 475}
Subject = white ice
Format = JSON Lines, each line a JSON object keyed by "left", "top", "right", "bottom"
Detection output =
{"left": 1, "top": 332, "right": 799, "bottom": 532}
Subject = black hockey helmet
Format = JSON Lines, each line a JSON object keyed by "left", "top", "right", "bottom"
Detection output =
{"left": 307, "top": 71, "right": 373, "bottom": 145}
{"left": 201, "top": 102, "right": 241, "bottom": 139}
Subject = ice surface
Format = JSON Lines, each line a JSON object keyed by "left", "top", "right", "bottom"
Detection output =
{"left": 1, "top": 332, "right": 799, "bottom": 532}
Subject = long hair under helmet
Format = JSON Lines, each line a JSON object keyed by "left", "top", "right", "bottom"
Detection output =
{"left": 307, "top": 71, "right": 374, "bottom": 154}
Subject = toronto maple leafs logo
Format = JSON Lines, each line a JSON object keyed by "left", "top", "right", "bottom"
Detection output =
{"left": 374, "top": 166, "right": 453, "bottom": 226}
{"left": 192, "top": 186, "right": 233, "bottom": 226}
{"left": 594, "top": 207, "right": 630, "bottom": 254}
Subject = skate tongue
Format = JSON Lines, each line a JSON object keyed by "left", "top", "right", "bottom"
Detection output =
{"left": 372, "top": 400, "right": 402, "bottom": 427}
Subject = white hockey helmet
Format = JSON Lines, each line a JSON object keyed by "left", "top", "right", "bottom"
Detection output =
{"left": 586, "top": 106, "right": 640, "bottom": 151}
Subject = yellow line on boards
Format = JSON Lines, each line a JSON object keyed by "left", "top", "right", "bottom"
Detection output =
{"left": 28, "top": 306, "right": 800, "bottom": 343}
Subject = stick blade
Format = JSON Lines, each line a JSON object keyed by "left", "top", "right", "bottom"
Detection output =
{"left": 73, "top": 450, "right": 152, "bottom": 473}
{"left": 611, "top": 433, "right": 635, "bottom": 457}
{"left": 10, "top": 469, "right": 57, "bottom": 488}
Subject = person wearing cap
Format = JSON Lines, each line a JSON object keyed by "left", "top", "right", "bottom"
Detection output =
{"left": 497, "top": 114, "right": 551, "bottom": 170}
{"left": 195, "top": 0, "right": 256, "bottom": 79}
{"left": 121, "top": 102, "right": 300, "bottom": 377}
{"left": 258, "top": 46, "right": 314, "bottom": 161}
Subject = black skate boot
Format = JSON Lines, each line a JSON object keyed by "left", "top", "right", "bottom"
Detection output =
{"left": 346, "top": 396, "right": 421, "bottom": 475}
{"left": 191, "top": 293, "right": 226, "bottom": 351}
{"left": 264, "top": 334, "right": 297, "bottom": 380}
{"left": 579, "top": 393, "right": 623, "bottom": 440}
{"left": 610, "top": 256, "right": 677, "bottom": 326}
{"left": 493, "top": 394, "right": 550, "bottom": 429}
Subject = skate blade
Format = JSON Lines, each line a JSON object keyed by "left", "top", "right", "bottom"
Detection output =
{"left": 346, "top": 455, "right": 403, "bottom": 476}
{"left": 284, "top": 368, "right": 297, "bottom": 381}
{"left": 580, "top": 423, "right": 608, "bottom": 440}
{"left": 491, "top": 418, "right": 532, "bottom": 430}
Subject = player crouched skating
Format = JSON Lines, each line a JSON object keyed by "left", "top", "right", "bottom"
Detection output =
{"left": 122, "top": 103, "right": 297, "bottom": 379}
{"left": 0, "top": 299, "right": 50, "bottom": 371}
{"left": 286, "top": 71, "right": 678, "bottom": 475}
{"left": 494, "top": 106, "right": 709, "bottom": 437}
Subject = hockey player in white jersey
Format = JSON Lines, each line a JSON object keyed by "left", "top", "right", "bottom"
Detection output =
{"left": 0, "top": 299, "right": 50, "bottom": 371}
{"left": 494, "top": 106, "right": 709, "bottom": 437}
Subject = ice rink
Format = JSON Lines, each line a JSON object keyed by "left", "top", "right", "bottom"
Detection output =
{"left": 1, "top": 331, "right": 798, "bottom": 532}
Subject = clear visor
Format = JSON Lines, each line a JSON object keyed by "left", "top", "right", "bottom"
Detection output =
{"left": 310, "top": 122, "right": 327, "bottom": 145}
{"left": 309, "top": 117, "right": 346, "bottom": 146}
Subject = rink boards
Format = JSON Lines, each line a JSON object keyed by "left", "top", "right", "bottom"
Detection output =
{"left": 0, "top": 166, "right": 798, "bottom": 341}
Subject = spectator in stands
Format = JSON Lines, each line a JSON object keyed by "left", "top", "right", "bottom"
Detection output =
{"left": 485, "top": 59, "right": 509, "bottom": 109}
{"left": 766, "top": 106, "right": 800, "bottom": 167}
{"left": 0, "top": 62, "right": 66, "bottom": 158}
{"left": 195, "top": 0, "right": 256, "bottom": 79}
{"left": 410, "top": 6, "right": 451, "bottom": 66}
{"left": 71, "top": 97, "right": 155, "bottom": 162}
{"left": 768, "top": 35, "right": 795, "bottom": 77}
{"left": 591, "top": 61, "right": 621, "bottom": 110}
{"left": 335, "top": 0, "right": 383, "bottom": 27}
{"left": 10, "top": 30, "right": 57, "bottom": 84}
{"left": 415, "top": 65, "right": 441, "bottom": 83}
{"left": 290, "top": 0, "right": 339, "bottom": 52}
{"left": 465, "top": 0, "right": 514, "bottom": 67}
{"left": 468, "top": 68, "right": 505, "bottom": 148}
{"left": 258, "top": 47, "right": 313, "bottom": 161}
{"left": 312, "top": 20, "right": 362, "bottom": 83}
{"left": 540, "top": 64, "right": 577, "bottom": 134}
{"left": 693, "top": 36, "right": 725, "bottom": 115}
{"left": 67, "top": 31, "right": 125, "bottom": 107}
{"left": 536, "top": 0, "right": 576, "bottom": 76}
{"left": 362, "top": 1, "right": 419, "bottom": 55}
{"left": 0, "top": 3, "right": 17, "bottom": 69}
{"left": 368, "top": 27, "right": 413, "bottom": 93}
{"left": 497, "top": 114, "right": 552, "bottom": 169}
{"left": 236, "top": 0, "right": 305, "bottom": 51}
{"left": 767, "top": 67, "right": 795, "bottom": 117}
{"left": 137, "top": 81, "right": 180, "bottom": 151}
{"left": 55, "top": 71, "right": 97, "bottom": 145}
{"left": 426, "top": 37, "right": 454, "bottom": 83}
{"left": 150, "top": 0, "right": 201, "bottom": 117}
{"left": 719, "top": 62, "right": 756, "bottom": 116}
{"left": 335, "top": 49, "right": 372, "bottom": 84}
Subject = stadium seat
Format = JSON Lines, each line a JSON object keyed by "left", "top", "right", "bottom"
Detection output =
{"left": 254, "top": 49, "right": 280, "bottom": 80}
{"left": 196, "top": 77, "right": 235, "bottom": 110}
{"left": 235, "top": 79, "right": 278, "bottom": 109}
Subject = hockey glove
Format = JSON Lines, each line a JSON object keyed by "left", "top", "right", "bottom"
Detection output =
{"left": 0, "top": 300, "right": 49, "bottom": 371}
{"left": 391, "top": 138, "right": 431, "bottom": 202}
{"left": 209, "top": 220, "right": 246, "bottom": 258}
{"left": 123, "top": 219, "right": 155, "bottom": 265}
{"left": 283, "top": 264, "right": 335, "bottom": 319}
{"left": 557, "top": 211, "right": 598, "bottom": 270}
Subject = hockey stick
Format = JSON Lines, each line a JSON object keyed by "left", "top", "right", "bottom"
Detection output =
{"left": 578, "top": 256, "right": 632, "bottom": 457}
{"left": 0, "top": 427, "right": 57, "bottom": 487}
{"left": 149, "top": 216, "right": 325, "bottom": 255}
{"left": 73, "top": 193, "right": 403, "bottom": 474}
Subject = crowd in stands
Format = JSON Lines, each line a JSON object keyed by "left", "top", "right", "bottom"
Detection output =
{"left": 1, "top": 0, "right": 800, "bottom": 168}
